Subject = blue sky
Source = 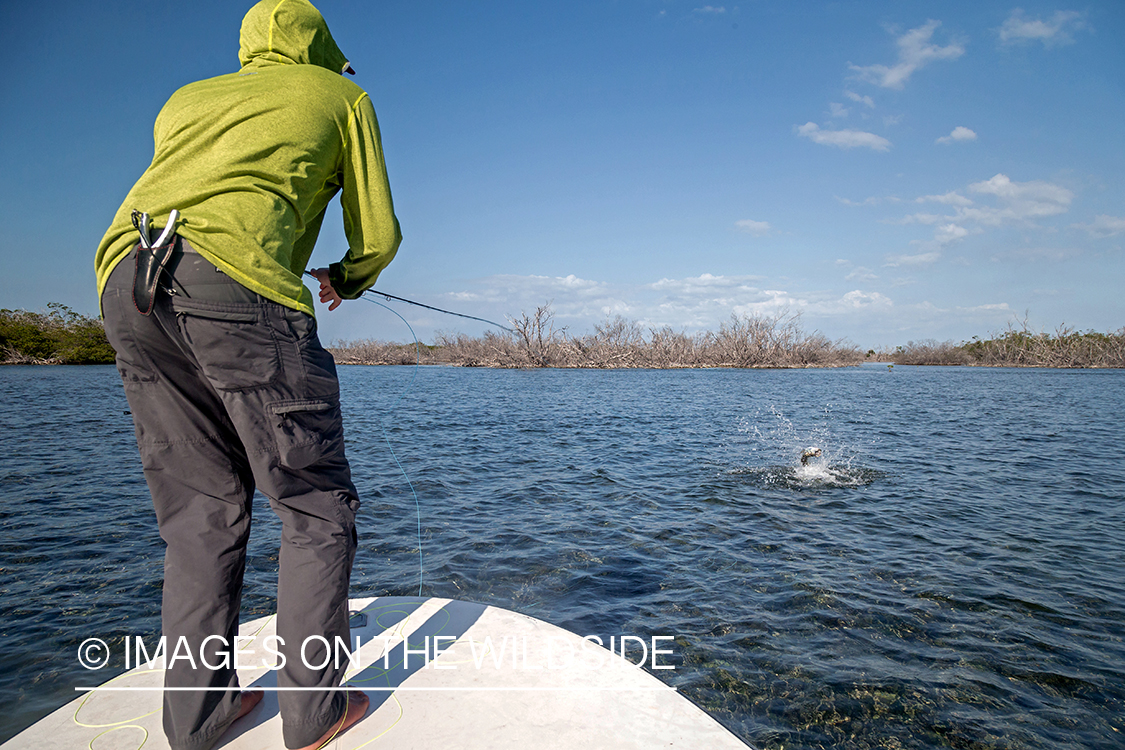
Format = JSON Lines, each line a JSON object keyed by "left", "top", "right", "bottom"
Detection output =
{"left": 1, "top": 1, "right": 1122, "bottom": 348}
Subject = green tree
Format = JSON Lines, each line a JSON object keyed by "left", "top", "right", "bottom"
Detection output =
{"left": 0, "top": 304, "right": 116, "bottom": 364}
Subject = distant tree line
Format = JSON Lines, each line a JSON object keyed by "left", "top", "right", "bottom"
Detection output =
{"left": 332, "top": 305, "right": 866, "bottom": 369}
{"left": 5, "top": 302, "right": 1122, "bottom": 369}
{"left": 884, "top": 321, "right": 1125, "bottom": 368}
{"left": 0, "top": 304, "right": 116, "bottom": 365}
{"left": 334, "top": 306, "right": 1125, "bottom": 370}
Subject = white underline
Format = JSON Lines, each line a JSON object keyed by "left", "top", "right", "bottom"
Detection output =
{"left": 75, "top": 686, "right": 676, "bottom": 693}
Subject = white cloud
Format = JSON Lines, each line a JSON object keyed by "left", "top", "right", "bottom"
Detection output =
{"left": 884, "top": 251, "right": 942, "bottom": 267}
{"left": 726, "top": 289, "right": 895, "bottom": 319}
{"left": 509, "top": 273, "right": 604, "bottom": 293}
{"left": 558, "top": 274, "right": 602, "bottom": 290}
{"left": 849, "top": 20, "right": 965, "bottom": 90}
{"left": 795, "top": 122, "right": 891, "bottom": 151}
{"left": 729, "top": 291, "right": 805, "bottom": 319}
{"left": 936, "top": 126, "right": 977, "bottom": 144}
{"left": 645, "top": 276, "right": 894, "bottom": 328}
{"left": 829, "top": 102, "right": 849, "bottom": 118}
{"left": 457, "top": 273, "right": 610, "bottom": 304}
{"left": 836, "top": 290, "right": 893, "bottom": 310}
{"left": 883, "top": 174, "right": 1074, "bottom": 263}
{"left": 873, "top": 300, "right": 1013, "bottom": 334}
{"left": 889, "top": 212, "right": 944, "bottom": 225}
{"left": 844, "top": 90, "right": 875, "bottom": 108}
{"left": 354, "top": 271, "right": 1025, "bottom": 349}
{"left": 455, "top": 274, "right": 629, "bottom": 328}
{"left": 956, "top": 302, "right": 1012, "bottom": 314}
{"left": 646, "top": 277, "right": 795, "bottom": 329}
{"left": 998, "top": 9, "right": 1089, "bottom": 47}
{"left": 650, "top": 273, "right": 763, "bottom": 293}
{"left": 934, "top": 223, "right": 970, "bottom": 244}
{"left": 438, "top": 264, "right": 1052, "bottom": 349}
{"left": 735, "top": 219, "right": 772, "bottom": 236}
{"left": 906, "top": 175, "right": 1071, "bottom": 227}
{"left": 963, "top": 173, "right": 1072, "bottom": 225}
{"left": 845, "top": 266, "right": 879, "bottom": 281}
{"left": 890, "top": 222, "right": 972, "bottom": 246}
{"left": 991, "top": 246, "right": 1085, "bottom": 262}
{"left": 969, "top": 174, "right": 1065, "bottom": 203}
{"left": 693, "top": 5, "right": 726, "bottom": 14}
{"left": 836, "top": 195, "right": 884, "bottom": 207}
{"left": 916, "top": 191, "right": 973, "bottom": 207}
{"left": 1072, "top": 214, "right": 1125, "bottom": 238}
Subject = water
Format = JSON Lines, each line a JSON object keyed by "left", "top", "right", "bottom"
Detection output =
{"left": 1, "top": 364, "right": 1123, "bottom": 748}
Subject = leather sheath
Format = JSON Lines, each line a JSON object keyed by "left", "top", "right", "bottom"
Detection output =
{"left": 132, "top": 239, "right": 177, "bottom": 316}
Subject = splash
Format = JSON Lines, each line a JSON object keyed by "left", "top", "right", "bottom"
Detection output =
{"left": 736, "top": 460, "right": 881, "bottom": 490}
{"left": 731, "top": 405, "right": 881, "bottom": 489}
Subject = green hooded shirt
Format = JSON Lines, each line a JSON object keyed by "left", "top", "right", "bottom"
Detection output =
{"left": 95, "top": 0, "right": 401, "bottom": 316}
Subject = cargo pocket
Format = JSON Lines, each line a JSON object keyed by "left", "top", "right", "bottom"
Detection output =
{"left": 268, "top": 399, "right": 339, "bottom": 470}
{"left": 174, "top": 301, "right": 280, "bottom": 390}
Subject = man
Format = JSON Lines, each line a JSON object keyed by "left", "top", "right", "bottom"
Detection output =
{"left": 95, "top": 1, "right": 400, "bottom": 748}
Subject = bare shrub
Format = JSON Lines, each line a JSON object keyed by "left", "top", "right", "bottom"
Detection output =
{"left": 431, "top": 330, "right": 518, "bottom": 367}
{"left": 698, "top": 312, "right": 862, "bottom": 368}
{"left": 642, "top": 326, "right": 702, "bottom": 368}
{"left": 335, "top": 307, "right": 1125, "bottom": 370}
{"left": 573, "top": 316, "right": 646, "bottom": 368}
{"left": 337, "top": 305, "right": 866, "bottom": 369}
{"left": 323, "top": 303, "right": 1125, "bottom": 370}
{"left": 891, "top": 340, "right": 972, "bottom": 366}
{"left": 507, "top": 304, "right": 567, "bottom": 367}
{"left": 330, "top": 339, "right": 420, "bottom": 365}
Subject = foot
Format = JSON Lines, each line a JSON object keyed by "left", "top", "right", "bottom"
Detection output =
{"left": 235, "top": 689, "right": 264, "bottom": 721}
{"left": 294, "top": 691, "right": 370, "bottom": 750}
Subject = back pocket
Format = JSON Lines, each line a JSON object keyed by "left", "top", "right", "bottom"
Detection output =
{"left": 174, "top": 301, "right": 280, "bottom": 390}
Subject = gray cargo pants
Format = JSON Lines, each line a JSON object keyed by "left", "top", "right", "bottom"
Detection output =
{"left": 101, "top": 241, "right": 359, "bottom": 750}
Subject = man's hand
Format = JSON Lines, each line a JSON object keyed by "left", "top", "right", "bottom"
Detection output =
{"left": 309, "top": 268, "right": 343, "bottom": 311}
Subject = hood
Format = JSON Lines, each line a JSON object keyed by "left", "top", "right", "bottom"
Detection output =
{"left": 238, "top": 0, "right": 351, "bottom": 74}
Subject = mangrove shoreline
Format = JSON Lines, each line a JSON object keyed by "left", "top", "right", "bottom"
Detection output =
{"left": 4, "top": 304, "right": 1124, "bottom": 369}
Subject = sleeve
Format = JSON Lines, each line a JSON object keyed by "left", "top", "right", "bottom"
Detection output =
{"left": 328, "top": 92, "right": 402, "bottom": 299}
